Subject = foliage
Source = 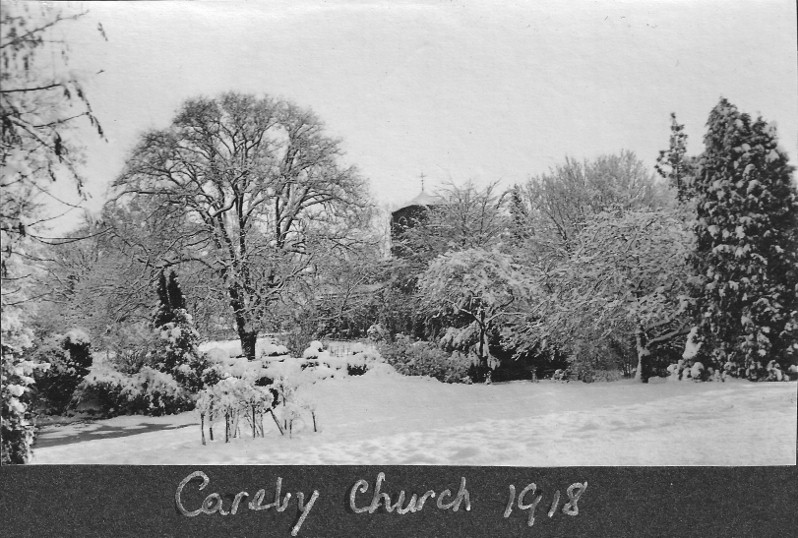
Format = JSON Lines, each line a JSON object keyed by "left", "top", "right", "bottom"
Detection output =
{"left": 154, "top": 269, "right": 187, "bottom": 328}
{"left": 681, "top": 98, "right": 798, "bottom": 367}
{"left": 509, "top": 209, "right": 693, "bottom": 381}
{"left": 196, "top": 377, "right": 276, "bottom": 442}
{"left": 512, "top": 151, "right": 669, "bottom": 260}
{"left": 369, "top": 258, "right": 427, "bottom": 338}
{"left": 1, "top": 310, "right": 45, "bottom": 464}
{"left": 31, "top": 213, "right": 155, "bottom": 341}
{"left": 655, "top": 113, "right": 697, "bottom": 204}
{"left": 1, "top": 4, "right": 105, "bottom": 309}
{"left": 1, "top": 348, "right": 45, "bottom": 464}
{"left": 30, "top": 329, "right": 93, "bottom": 412}
{"left": 101, "top": 322, "right": 159, "bottom": 374}
{"left": 151, "top": 309, "right": 210, "bottom": 393}
{"left": 397, "top": 181, "right": 509, "bottom": 262}
{"left": 1, "top": 5, "right": 104, "bottom": 461}
{"left": 417, "top": 248, "right": 532, "bottom": 369}
{"left": 378, "top": 335, "right": 471, "bottom": 383}
{"left": 278, "top": 241, "right": 385, "bottom": 344}
{"left": 113, "top": 92, "right": 373, "bottom": 359}
{"left": 73, "top": 365, "right": 193, "bottom": 417}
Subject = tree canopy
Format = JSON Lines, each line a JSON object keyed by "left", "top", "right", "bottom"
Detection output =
{"left": 112, "top": 92, "right": 373, "bottom": 358}
{"left": 689, "top": 98, "right": 798, "bottom": 367}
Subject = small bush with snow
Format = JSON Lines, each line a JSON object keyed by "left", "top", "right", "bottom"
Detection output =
{"left": 195, "top": 376, "right": 276, "bottom": 443}
{"left": 302, "top": 340, "right": 325, "bottom": 359}
{"left": 30, "top": 329, "right": 93, "bottom": 413}
{"left": 73, "top": 365, "right": 193, "bottom": 417}
{"left": 259, "top": 340, "right": 289, "bottom": 358}
{"left": 379, "top": 335, "right": 470, "bottom": 383}
{"left": 150, "top": 309, "right": 210, "bottom": 392}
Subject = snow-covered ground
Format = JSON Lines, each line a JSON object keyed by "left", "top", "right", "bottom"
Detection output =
{"left": 31, "top": 372, "right": 796, "bottom": 465}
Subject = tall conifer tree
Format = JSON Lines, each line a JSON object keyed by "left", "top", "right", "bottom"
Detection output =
{"left": 690, "top": 98, "right": 798, "bottom": 368}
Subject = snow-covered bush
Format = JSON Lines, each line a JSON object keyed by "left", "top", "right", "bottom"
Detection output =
{"left": 1, "top": 346, "right": 48, "bottom": 464}
{"left": 1, "top": 309, "right": 46, "bottom": 464}
{"left": 301, "top": 341, "right": 385, "bottom": 377}
{"left": 73, "top": 365, "right": 193, "bottom": 417}
{"left": 344, "top": 346, "right": 383, "bottom": 376}
{"left": 195, "top": 376, "right": 276, "bottom": 443}
{"left": 302, "top": 340, "right": 325, "bottom": 359}
{"left": 151, "top": 309, "right": 210, "bottom": 392}
{"left": 202, "top": 354, "right": 270, "bottom": 385}
{"left": 193, "top": 374, "right": 321, "bottom": 443}
{"left": 103, "top": 322, "right": 159, "bottom": 374}
{"left": 259, "top": 340, "right": 289, "bottom": 358}
{"left": 378, "top": 335, "right": 470, "bottom": 383}
{"left": 30, "top": 329, "right": 93, "bottom": 413}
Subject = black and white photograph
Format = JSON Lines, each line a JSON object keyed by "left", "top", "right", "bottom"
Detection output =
{"left": 2, "top": 0, "right": 796, "bottom": 468}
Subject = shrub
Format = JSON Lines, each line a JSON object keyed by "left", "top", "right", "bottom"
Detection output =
{"left": 196, "top": 377, "right": 275, "bottom": 442}
{"left": 2, "top": 347, "right": 48, "bottom": 463}
{"left": 72, "top": 365, "right": 193, "bottom": 417}
{"left": 378, "top": 335, "right": 470, "bottom": 383}
{"left": 1, "top": 311, "right": 44, "bottom": 464}
{"left": 103, "top": 322, "right": 159, "bottom": 374}
{"left": 151, "top": 309, "right": 210, "bottom": 392}
{"left": 30, "top": 329, "right": 93, "bottom": 413}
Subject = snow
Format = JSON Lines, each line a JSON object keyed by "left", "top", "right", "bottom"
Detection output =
{"left": 198, "top": 337, "right": 287, "bottom": 359}
{"left": 31, "top": 375, "right": 796, "bottom": 465}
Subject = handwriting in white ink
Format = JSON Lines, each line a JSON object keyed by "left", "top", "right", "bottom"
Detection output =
{"left": 503, "top": 481, "right": 587, "bottom": 526}
{"left": 175, "top": 470, "right": 319, "bottom": 537}
{"left": 349, "top": 472, "right": 470, "bottom": 514}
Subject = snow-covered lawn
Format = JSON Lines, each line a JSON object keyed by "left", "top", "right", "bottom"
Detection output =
{"left": 31, "top": 373, "right": 796, "bottom": 465}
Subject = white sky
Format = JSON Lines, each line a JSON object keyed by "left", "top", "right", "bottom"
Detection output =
{"left": 40, "top": 0, "right": 798, "bottom": 228}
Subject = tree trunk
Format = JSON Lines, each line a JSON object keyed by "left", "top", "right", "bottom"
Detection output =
{"left": 228, "top": 283, "right": 259, "bottom": 360}
{"left": 635, "top": 327, "right": 651, "bottom": 383}
{"left": 200, "top": 413, "right": 206, "bottom": 446}
{"left": 235, "top": 325, "right": 258, "bottom": 361}
{"left": 478, "top": 310, "right": 487, "bottom": 369}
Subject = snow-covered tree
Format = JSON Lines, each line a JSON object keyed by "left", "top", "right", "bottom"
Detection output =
{"left": 655, "top": 113, "right": 697, "bottom": 204}
{"left": 512, "top": 151, "right": 669, "bottom": 261}
{"left": 398, "top": 181, "right": 509, "bottom": 262}
{"left": 1, "top": 4, "right": 105, "bottom": 307}
{"left": 510, "top": 209, "right": 693, "bottom": 382}
{"left": 1, "top": 3, "right": 104, "bottom": 463}
{"left": 154, "top": 270, "right": 187, "bottom": 328}
{"left": 113, "top": 93, "right": 373, "bottom": 360}
{"left": 418, "top": 248, "right": 532, "bottom": 372}
{"left": 689, "top": 98, "right": 798, "bottom": 367}
{"left": 152, "top": 309, "right": 209, "bottom": 393}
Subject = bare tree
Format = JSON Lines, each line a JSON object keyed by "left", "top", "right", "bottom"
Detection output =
{"left": 113, "top": 93, "right": 372, "bottom": 359}
{"left": 513, "top": 151, "right": 668, "bottom": 260}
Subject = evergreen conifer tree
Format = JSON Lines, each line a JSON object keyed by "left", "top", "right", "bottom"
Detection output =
{"left": 167, "top": 271, "right": 186, "bottom": 311}
{"left": 690, "top": 98, "right": 798, "bottom": 369}
{"left": 154, "top": 270, "right": 172, "bottom": 328}
{"left": 154, "top": 269, "right": 187, "bottom": 327}
{"left": 655, "top": 113, "right": 697, "bottom": 204}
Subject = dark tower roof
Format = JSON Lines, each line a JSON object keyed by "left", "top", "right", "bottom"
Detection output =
{"left": 391, "top": 189, "right": 441, "bottom": 217}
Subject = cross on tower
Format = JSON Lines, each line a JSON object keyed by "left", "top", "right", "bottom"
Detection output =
{"left": 419, "top": 172, "right": 426, "bottom": 191}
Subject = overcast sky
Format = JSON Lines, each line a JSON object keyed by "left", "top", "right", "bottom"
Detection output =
{"left": 43, "top": 0, "right": 798, "bottom": 228}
